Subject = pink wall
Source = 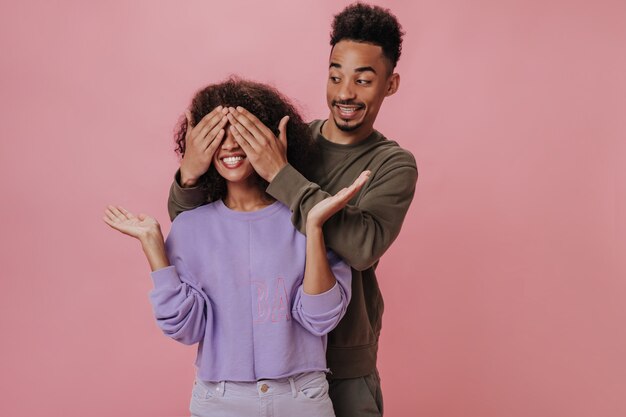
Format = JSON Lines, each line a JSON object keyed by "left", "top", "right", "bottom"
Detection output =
{"left": 1, "top": 1, "right": 625, "bottom": 416}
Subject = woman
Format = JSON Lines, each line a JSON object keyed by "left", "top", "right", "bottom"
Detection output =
{"left": 103, "top": 78, "right": 369, "bottom": 417}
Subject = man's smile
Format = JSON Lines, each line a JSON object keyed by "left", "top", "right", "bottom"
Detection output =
{"left": 333, "top": 101, "right": 365, "bottom": 119}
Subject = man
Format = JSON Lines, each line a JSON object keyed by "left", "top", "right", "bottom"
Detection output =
{"left": 168, "top": 3, "right": 417, "bottom": 417}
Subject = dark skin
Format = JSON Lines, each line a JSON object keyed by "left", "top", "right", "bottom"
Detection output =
{"left": 323, "top": 40, "right": 399, "bottom": 145}
{"left": 179, "top": 106, "right": 229, "bottom": 187}
{"left": 104, "top": 107, "right": 370, "bottom": 291}
{"left": 225, "top": 107, "right": 290, "bottom": 182}
{"left": 222, "top": 40, "right": 399, "bottom": 182}
{"left": 104, "top": 164, "right": 369, "bottom": 293}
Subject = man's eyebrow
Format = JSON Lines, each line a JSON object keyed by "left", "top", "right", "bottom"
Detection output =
{"left": 355, "top": 66, "right": 376, "bottom": 74}
{"left": 329, "top": 63, "right": 377, "bottom": 75}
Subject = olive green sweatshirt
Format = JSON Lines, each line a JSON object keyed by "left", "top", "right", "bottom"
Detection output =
{"left": 168, "top": 119, "right": 418, "bottom": 379}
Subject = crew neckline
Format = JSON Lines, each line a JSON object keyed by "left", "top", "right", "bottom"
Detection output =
{"left": 214, "top": 199, "right": 283, "bottom": 220}
{"left": 313, "top": 119, "right": 382, "bottom": 150}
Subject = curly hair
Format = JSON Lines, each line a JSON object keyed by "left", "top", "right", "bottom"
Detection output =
{"left": 330, "top": 2, "right": 405, "bottom": 69}
{"left": 174, "top": 77, "right": 317, "bottom": 203}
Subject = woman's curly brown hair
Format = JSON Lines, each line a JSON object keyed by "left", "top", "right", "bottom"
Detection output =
{"left": 174, "top": 77, "right": 318, "bottom": 202}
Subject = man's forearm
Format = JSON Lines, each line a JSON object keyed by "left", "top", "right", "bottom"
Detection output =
{"left": 167, "top": 170, "right": 209, "bottom": 221}
{"left": 179, "top": 168, "right": 199, "bottom": 188}
{"left": 267, "top": 163, "right": 417, "bottom": 270}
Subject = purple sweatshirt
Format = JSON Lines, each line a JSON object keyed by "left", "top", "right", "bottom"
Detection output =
{"left": 149, "top": 200, "right": 351, "bottom": 382}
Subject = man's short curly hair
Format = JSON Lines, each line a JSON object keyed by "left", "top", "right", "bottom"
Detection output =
{"left": 174, "top": 77, "right": 317, "bottom": 203}
{"left": 330, "top": 2, "right": 404, "bottom": 69}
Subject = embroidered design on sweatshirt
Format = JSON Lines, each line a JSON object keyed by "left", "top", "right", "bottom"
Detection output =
{"left": 251, "top": 277, "right": 292, "bottom": 323}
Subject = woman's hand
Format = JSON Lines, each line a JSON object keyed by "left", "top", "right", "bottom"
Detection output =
{"left": 103, "top": 206, "right": 170, "bottom": 271}
{"left": 302, "top": 171, "right": 370, "bottom": 295}
{"left": 307, "top": 171, "right": 370, "bottom": 230}
{"left": 103, "top": 205, "right": 161, "bottom": 241}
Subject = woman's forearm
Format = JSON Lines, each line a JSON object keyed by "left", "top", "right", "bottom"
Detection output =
{"left": 140, "top": 232, "right": 170, "bottom": 272}
{"left": 303, "top": 225, "right": 336, "bottom": 294}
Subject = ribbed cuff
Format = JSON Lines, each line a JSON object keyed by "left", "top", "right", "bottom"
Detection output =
{"left": 300, "top": 283, "right": 342, "bottom": 315}
{"left": 150, "top": 265, "right": 181, "bottom": 288}
{"left": 172, "top": 169, "right": 202, "bottom": 195}
{"left": 266, "top": 164, "right": 311, "bottom": 207}
{"left": 168, "top": 170, "right": 209, "bottom": 220}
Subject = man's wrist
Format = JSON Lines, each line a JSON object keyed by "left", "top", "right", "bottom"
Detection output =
{"left": 181, "top": 177, "right": 198, "bottom": 188}
{"left": 178, "top": 168, "right": 199, "bottom": 188}
{"left": 267, "top": 162, "right": 288, "bottom": 183}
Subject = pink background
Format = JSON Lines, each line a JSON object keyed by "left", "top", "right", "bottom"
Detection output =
{"left": 1, "top": 0, "right": 625, "bottom": 416}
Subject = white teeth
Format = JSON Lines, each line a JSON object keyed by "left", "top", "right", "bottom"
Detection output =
{"left": 222, "top": 156, "right": 243, "bottom": 164}
{"left": 339, "top": 107, "right": 357, "bottom": 113}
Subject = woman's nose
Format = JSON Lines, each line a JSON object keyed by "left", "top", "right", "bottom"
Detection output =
{"left": 221, "top": 128, "right": 240, "bottom": 149}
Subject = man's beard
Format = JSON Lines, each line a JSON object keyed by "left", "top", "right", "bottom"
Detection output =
{"left": 331, "top": 100, "right": 364, "bottom": 132}
{"left": 334, "top": 116, "right": 363, "bottom": 132}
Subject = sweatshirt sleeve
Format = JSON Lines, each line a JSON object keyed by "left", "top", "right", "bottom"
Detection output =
{"left": 291, "top": 251, "right": 352, "bottom": 336}
{"left": 149, "top": 225, "right": 211, "bottom": 345}
{"left": 266, "top": 151, "right": 417, "bottom": 271}
{"left": 167, "top": 170, "right": 209, "bottom": 221}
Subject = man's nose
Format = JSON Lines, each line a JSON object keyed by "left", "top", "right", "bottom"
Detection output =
{"left": 338, "top": 81, "right": 356, "bottom": 101}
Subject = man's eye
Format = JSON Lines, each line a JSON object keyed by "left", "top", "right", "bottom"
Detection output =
{"left": 356, "top": 79, "right": 371, "bottom": 85}
{"left": 329, "top": 76, "right": 341, "bottom": 83}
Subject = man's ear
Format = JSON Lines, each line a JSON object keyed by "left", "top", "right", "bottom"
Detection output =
{"left": 386, "top": 73, "right": 400, "bottom": 97}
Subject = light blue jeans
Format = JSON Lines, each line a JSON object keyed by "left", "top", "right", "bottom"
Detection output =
{"left": 190, "top": 371, "right": 335, "bottom": 417}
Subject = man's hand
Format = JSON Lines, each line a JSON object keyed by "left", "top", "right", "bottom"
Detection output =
{"left": 180, "top": 106, "right": 229, "bottom": 187}
{"left": 306, "top": 171, "right": 371, "bottom": 230}
{"left": 226, "top": 106, "right": 289, "bottom": 182}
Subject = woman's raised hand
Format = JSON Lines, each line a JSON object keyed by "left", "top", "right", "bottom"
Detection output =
{"left": 103, "top": 205, "right": 161, "bottom": 242}
{"left": 103, "top": 205, "right": 169, "bottom": 271}
{"left": 307, "top": 171, "right": 370, "bottom": 230}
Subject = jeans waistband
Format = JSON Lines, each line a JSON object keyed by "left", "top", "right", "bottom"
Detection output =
{"left": 195, "top": 371, "right": 326, "bottom": 398}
